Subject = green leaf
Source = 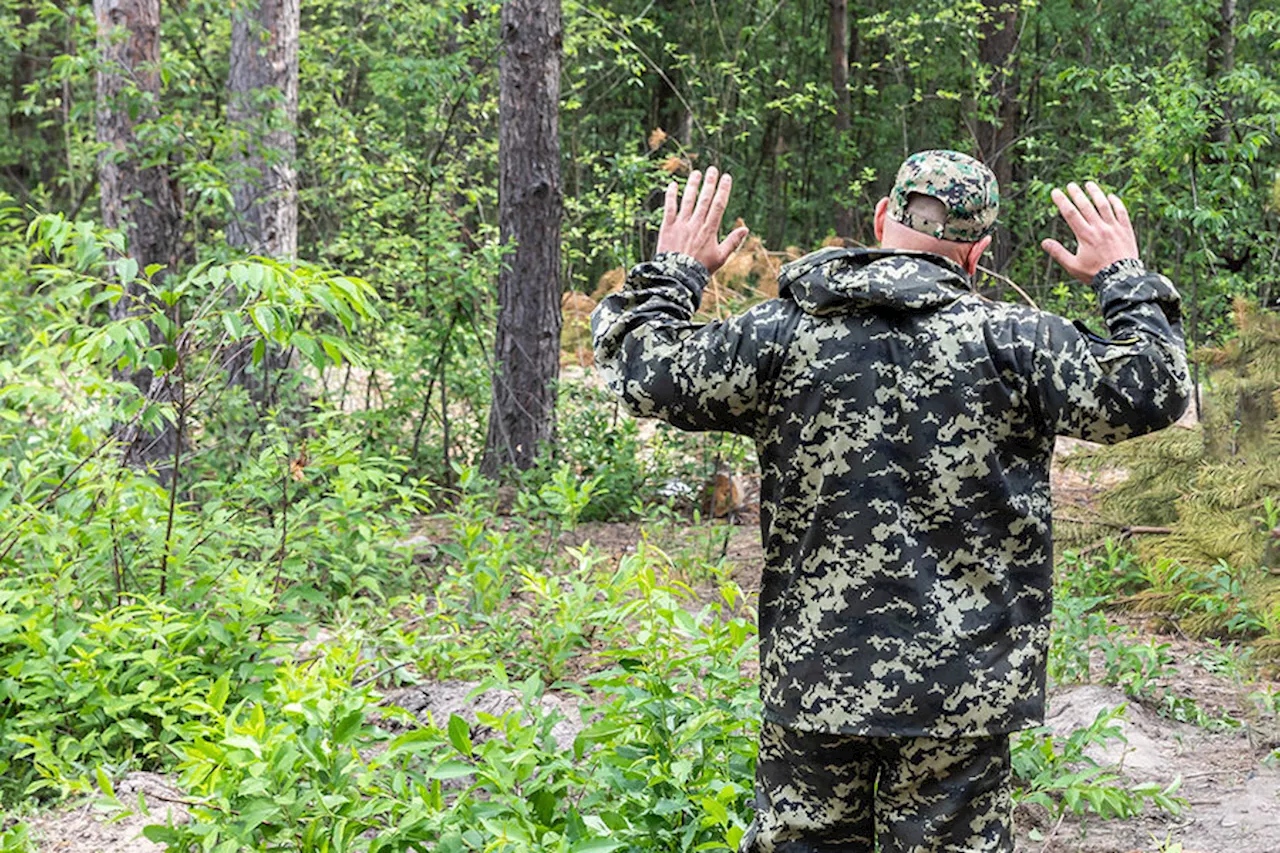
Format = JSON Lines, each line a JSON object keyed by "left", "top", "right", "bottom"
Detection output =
{"left": 116, "top": 257, "right": 138, "bottom": 283}
{"left": 252, "top": 305, "right": 276, "bottom": 336}
{"left": 117, "top": 718, "right": 150, "bottom": 739}
{"left": 431, "top": 759, "right": 475, "bottom": 781}
{"left": 447, "top": 714, "right": 473, "bottom": 757}
{"left": 333, "top": 710, "right": 365, "bottom": 745}
{"left": 95, "top": 766, "right": 116, "bottom": 800}
{"left": 208, "top": 674, "right": 230, "bottom": 713}
{"left": 238, "top": 798, "right": 280, "bottom": 832}
{"left": 573, "top": 841, "right": 623, "bottom": 853}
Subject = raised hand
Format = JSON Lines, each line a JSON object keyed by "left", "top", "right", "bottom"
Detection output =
{"left": 1041, "top": 181, "right": 1140, "bottom": 284}
{"left": 655, "top": 167, "right": 750, "bottom": 275}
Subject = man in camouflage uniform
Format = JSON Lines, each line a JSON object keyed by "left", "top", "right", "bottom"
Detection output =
{"left": 591, "top": 151, "right": 1190, "bottom": 852}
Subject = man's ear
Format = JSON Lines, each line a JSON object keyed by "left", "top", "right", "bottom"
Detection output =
{"left": 873, "top": 198, "right": 889, "bottom": 245}
{"left": 965, "top": 235, "right": 993, "bottom": 276}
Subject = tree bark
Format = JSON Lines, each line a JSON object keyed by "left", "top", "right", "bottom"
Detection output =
{"left": 1206, "top": 0, "right": 1236, "bottom": 147}
{"left": 95, "top": 0, "right": 183, "bottom": 466}
{"left": 481, "top": 0, "right": 562, "bottom": 476}
{"left": 973, "top": 0, "right": 1019, "bottom": 274}
{"left": 829, "top": 0, "right": 853, "bottom": 239}
{"left": 6, "top": 3, "right": 41, "bottom": 194}
{"left": 95, "top": 0, "right": 182, "bottom": 305}
{"left": 227, "top": 0, "right": 299, "bottom": 258}
{"left": 225, "top": 0, "right": 300, "bottom": 406}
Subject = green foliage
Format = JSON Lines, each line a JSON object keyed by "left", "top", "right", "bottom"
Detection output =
{"left": 0, "top": 582, "right": 286, "bottom": 803}
{"left": 1012, "top": 705, "right": 1184, "bottom": 819}
{"left": 0, "top": 822, "right": 32, "bottom": 853}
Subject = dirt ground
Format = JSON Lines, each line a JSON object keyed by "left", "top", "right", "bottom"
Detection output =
{"left": 23, "top": 773, "right": 188, "bottom": 853}
{"left": 21, "top": 432, "right": 1280, "bottom": 853}
{"left": 1017, "top": 684, "right": 1280, "bottom": 853}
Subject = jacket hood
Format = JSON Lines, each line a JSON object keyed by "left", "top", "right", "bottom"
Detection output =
{"left": 778, "top": 247, "right": 973, "bottom": 316}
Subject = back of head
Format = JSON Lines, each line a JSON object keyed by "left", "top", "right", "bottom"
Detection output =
{"left": 885, "top": 150, "right": 999, "bottom": 248}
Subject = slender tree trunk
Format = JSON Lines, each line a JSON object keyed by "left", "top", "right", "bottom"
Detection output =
{"left": 481, "top": 0, "right": 562, "bottom": 476}
{"left": 96, "top": 0, "right": 182, "bottom": 297}
{"left": 227, "top": 0, "right": 299, "bottom": 258}
{"left": 95, "top": 0, "right": 183, "bottom": 466}
{"left": 6, "top": 3, "right": 40, "bottom": 195}
{"left": 829, "top": 0, "right": 853, "bottom": 239}
{"left": 973, "top": 0, "right": 1019, "bottom": 274}
{"left": 1206, "top": 0, "right": 1236, "bottom": 147}
{"left": 225, "top": 0, "right": 300, "bottom": 406}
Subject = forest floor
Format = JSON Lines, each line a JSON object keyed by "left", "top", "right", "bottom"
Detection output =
{"left": 23, "top": 439, "right": 1280, "bottom": 853}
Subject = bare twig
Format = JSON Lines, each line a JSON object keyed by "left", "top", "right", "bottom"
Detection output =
{"left": 978, "top": 263, "right": 1040, "bottom": 310}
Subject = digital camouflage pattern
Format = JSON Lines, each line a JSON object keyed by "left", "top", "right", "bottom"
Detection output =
{"left": 743, "top": 721, "right": 1011, "bottom": 852}
{"left": 591, "top": 247, "right": 1190, "bottom": 737}
{"left": 887, "top": 150, "right": 1000, "bottom": 242}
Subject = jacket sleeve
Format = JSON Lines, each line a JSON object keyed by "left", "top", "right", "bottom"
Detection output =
{"left": 1030, "top": 258, "right": 1192, "bottom": 443}
{"left": 590, "top": 252, "right": 794, "bottom": 437}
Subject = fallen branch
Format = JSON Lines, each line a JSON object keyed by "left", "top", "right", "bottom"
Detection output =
{"left": 1075, "top": 525, "right": 1174, "bottom": 557}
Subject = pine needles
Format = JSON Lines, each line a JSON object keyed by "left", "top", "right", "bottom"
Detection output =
{"left": 1065, "top": 301, "right": 1280, "bottom": 655}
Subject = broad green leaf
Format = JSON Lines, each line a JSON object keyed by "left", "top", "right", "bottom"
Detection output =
{"left": 447, "top": 714, "right": 472, "bottom": 757}
{"left": 208, "top": 673, "right": 230, "bottom": 713}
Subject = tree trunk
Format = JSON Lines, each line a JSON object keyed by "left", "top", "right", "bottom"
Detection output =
{"left": 225, "top": 0, "right": 300, "bottom": 406}
{"left": 1206, "top": 0, "right": 1236, "bottom": 147}
{"left": 6, "top": 3, "right": 40, "bottom": 195}
{"left": 95, "top": 0, "right": 182, "bottom": 303}
{"left": 95, "top": 0, "right": 183, "bottom": 466}
{"left": 481, "top": 0, "right": 562, "bottom": 477}
{"left": 829, "top": 0, "right": 853, "bottom": 240}
{"left": 973, "top": 0, "right": 1019, "bottom": 274}
{"left": 227, "top": 0, "right": 299, "bottom": 257}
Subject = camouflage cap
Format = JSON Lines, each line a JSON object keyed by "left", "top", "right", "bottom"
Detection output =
{"left": 887, "top": 150, "right": 999, "bottom": 243}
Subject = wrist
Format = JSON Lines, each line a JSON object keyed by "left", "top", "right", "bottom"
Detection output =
{"left": 1091, "top": 257, "right": 1144, "bottom": 289}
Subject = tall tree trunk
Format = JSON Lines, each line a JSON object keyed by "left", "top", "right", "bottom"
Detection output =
{"left": 227, "top": 0, "right": 298, "bottom": 257}
{"left": 95, "top": 0, "right": 183, "bottom": 466}
{"left": 829, "top": 0, "right": 853, "bottom": 239}
{"left": 6, "top": 3, "right": 40, "bottom": 196}
{"left": 96, "top": 0, "right": 182, "bottom": 301}
{"left": 225, "top": 0, "right": 300, "bottom": 405}
{"left": 973, "top": 0, "right": 1019, "bottom": 274}
{"left": 1206, "top": 0, "right": 1236, "bottom": 147}
{"left": 481, "top": 0, "right": 562, "bottom": 476}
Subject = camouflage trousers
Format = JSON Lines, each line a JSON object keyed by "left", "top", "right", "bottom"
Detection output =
{"left": 740, "top": 721, "right": 1013, "bottom": 853}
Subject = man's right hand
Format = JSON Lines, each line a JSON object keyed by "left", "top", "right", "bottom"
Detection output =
{"left": 655, "top": 167, "right": 750, "bottom": 275}
{"left": 1041, "top": 181, "right": 1140, "bottom": 284}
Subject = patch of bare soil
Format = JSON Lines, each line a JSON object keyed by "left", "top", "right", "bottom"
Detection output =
{"left": 1014, "top": 685, "right": 1280, "bottom": 853}
{"left": 26, "top": 773, "right": 188, "bottom": 853}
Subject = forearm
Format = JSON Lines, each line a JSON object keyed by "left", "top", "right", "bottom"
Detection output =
{"left": 1036, "top": 259, "right": 1192, "bottom": 441}
{"left": 591, "top": 253, "right": 776, "bottom": 435}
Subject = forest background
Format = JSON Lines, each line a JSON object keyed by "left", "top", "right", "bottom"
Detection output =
{"left": 1, "top": 1, "right": 1280, "bottom": 852}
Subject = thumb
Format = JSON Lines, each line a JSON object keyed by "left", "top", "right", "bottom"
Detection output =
{"left": 1041, "top": 238, "right": 1075, "bottom": 270}
{"left": 717, "top": 226, "right": 750, "bottom": 260}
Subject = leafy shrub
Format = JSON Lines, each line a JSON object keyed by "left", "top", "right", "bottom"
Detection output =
{"left": 1012, "top": 704, "right": 1183, "bottom": 819}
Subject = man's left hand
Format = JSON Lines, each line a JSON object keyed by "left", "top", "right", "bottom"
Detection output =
{"left": 655, "top": 167, "right": 749, "bottom": 275}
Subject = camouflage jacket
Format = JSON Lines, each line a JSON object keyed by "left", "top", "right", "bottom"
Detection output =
{"left": 591, "top": 248, "right": 1190, "bottom": 737}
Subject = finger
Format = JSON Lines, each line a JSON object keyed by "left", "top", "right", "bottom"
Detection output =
{"left": 1085, "top": 181, "right": 1115, "bottom": 223}
{"left": 1109, "top": 193, "right": 1133, "bottom": 231}
{"left": 680, "top": 171, "right": 702, "bottom": 219}
{"left": 1040, "top": 238, "right": 1077, "bottom": 271}
{"left": 704, "top": 173, "right": 733, "bottom": 236}
{"left": 1066, "top": 182, "right": 1100, "bottom": 225}
{"left": 661, "top": 181, "right": 678, "bottom": 228}
{"left": 1050, "top": 187, "right": 1090, "bottom": 236}
{"left": 692, "top": 166, "right": 719, "bottom": 222}
{"left": 716, "top": 225, "right": 749, "bottom": 263}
